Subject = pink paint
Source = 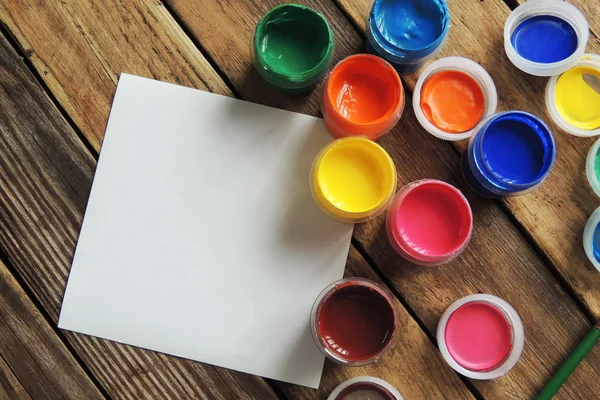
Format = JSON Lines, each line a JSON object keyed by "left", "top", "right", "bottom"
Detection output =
{"left": 445, "top": 302, "right": 512, "bottom": 371}
{"left": 386, "top": 180, "right": 472, "bottom": 265}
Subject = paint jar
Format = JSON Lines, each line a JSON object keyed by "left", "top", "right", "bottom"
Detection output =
{"left": 504, "top": 0, "right": 589, "bottom": 76}
{"left": 437, "top": 294, "right": 525, "bottom": 379}
{"left": 386, "top": 179, "right": 472, "bottom": 266}
{"left": 320, "top": 54, "right": 404, "bottom": 140}
{"left": 252, "top": 4, "right": 334, "bottom": 94}
{"left": 366, "top": 0, "right": 450, "bottom": 74}
{"left": 586, "top": 138, "right": 600, "bottom": 197}
{"left": 583, "top": 207, "right": 600, "bottom": 272}
{"left": 546, "top": 54, "right": 600, "bottom": 137}
{"left": 462, "top": 111, "right": 556, "bottom": 198}
{"left": 413, "top": 57, "right": 498, "bottom": 141}
{"left": 310, "top": 137, "right": 397, "bottom": 223}
{"left": 328, "top": 376, "right": 403, "bottom": 400}
{"left": 311, "top": 278, "right": 398, "bottom": 366}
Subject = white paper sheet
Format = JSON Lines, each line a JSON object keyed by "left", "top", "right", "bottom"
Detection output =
{"left": 58, "top": 74, "right": 353, "bottom": 388}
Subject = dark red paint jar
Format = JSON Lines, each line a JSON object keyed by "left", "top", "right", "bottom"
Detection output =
{"left": 310, "top": 278, "right": 398, "bottom": 365}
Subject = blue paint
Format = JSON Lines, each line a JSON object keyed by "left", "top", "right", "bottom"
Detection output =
{"left": 511, "top": 16, "right": 578, "bottom": 63}
{"left": 366, "top": 0, "right": 449, "bottom": 74}
{"left": 462, "top": 112, "right": 556, "bottom": 197}
{"left": 593, "top": 222, "right": 600, "bottom": 263}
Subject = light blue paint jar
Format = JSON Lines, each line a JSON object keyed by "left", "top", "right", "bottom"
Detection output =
{"left": 461, "top": 111, "right": 556, "bottom": 198}
{"left": 366, "top": 0, "right": 450, "bottom": 74}
{"left": 583, "top": 207, "right": 600, "bottom": 272}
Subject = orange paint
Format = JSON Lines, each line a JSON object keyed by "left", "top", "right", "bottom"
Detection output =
{"left": 321, "top": 54, "right": 404, "bottom": 140}
{"left": 420, "top": 70, "right": 485, "bottom": 133}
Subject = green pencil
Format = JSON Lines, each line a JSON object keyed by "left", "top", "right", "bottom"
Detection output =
{"left": 536, "top": 324, "right": 600, "bottom": 400}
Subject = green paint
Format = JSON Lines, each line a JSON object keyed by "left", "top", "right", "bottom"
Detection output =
{"left": 253, "top": 4, "right": 334, "bottom": 93}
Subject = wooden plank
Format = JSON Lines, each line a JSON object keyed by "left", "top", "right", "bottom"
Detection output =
{"left": 0, "top": 355, "right": 32, "bottom": 400}
{"left": 0, "top": 259, "right": 105, "bottom": 400}
{"left": 163, "top": 0, "right": 600, "bottom": 398}
{"left": 0, "top": 31, "right": 278, "bottom": 400}
{"left": 0, "top": 1, "right": 474, "bottom": 398}
{"left": 0, "top": 0, "right": 231, "bottom": 152}
{"left": 280, "top": 247, "right": 474, "bottom": 400}
{"left": 336, "top": 0, "right": 600, "bottom": 322}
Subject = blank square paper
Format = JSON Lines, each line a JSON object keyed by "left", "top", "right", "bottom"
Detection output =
{"left": 58, "top": 74, "right": 353, "bottom": 388}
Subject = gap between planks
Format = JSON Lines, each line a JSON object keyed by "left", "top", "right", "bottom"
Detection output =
{"left": 350, "top": 238, "right": 486, "bottom": 400}
{"left": 0, "top": 20, "right": 288, "bottom": 400}
{"left": 328, "top": 0, "right": 599, "bottom": 326}
{"left": 0, "top": 247, "right": 110, "bottom": 398}
{"left": 0, "top": 20, "right": 98, "bottom": 160}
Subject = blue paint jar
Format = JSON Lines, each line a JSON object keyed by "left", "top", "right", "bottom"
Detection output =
{"left": 366, "top": 0, "right": 450, "bottom": 74}
{"left": 462, "top": 111, "right": 556, "bottom": 198}
{"left": 583, "top": 206, "right": 600, "bottom": 272}
{"left": 504, "top": 0, "right": 589, "bottom": 76}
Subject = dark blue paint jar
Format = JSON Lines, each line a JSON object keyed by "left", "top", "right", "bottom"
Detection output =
{"left": 462, "top": 111, "right": 556, "bottom": 198}
{"left": 366, "top": 0, "right": 450, "bottom": 74}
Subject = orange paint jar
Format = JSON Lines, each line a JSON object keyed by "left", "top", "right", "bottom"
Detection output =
{"left": 413, "top": 57, "right": 498, "bottom": 141}
{"left": 320, "top": 54, "right": 404, "bottom": 140}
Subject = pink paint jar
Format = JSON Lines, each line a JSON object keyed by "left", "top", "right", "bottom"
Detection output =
{"left": 386, "top": 179, "right": 473, "bottom": 266}
{"left": 437, "top": 294, "right": 525, "bottom": 379}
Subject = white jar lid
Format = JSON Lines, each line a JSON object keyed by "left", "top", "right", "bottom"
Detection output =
{"left": 327, "top": 376, "right": 403, "bottom": 400}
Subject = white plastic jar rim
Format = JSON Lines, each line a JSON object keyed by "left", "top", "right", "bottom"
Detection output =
{"left": 437, "top": 294, "right": 525, "bottom": 380}
{"left": 583, "top": 206, "right": 600, "bottom": 272}
{"left": 327, "top": 376, "right": 404, "bottom": 400}
{"left": 504, "top": 0, "right": 589, "bottom": 77}
{"left": 413, "top": 57, "right": 498, "bottom": 141}
{"left": 586, "top": 138, "right": 600, "bottom": 197}
{"left": 545, "top": 54, "right": 600, "bottom": 137}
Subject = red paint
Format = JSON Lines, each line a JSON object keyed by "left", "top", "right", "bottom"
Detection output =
{"left": 317, "top": 283, "right": 395, "bottom": 361}
{"left": 388, "top": 180, "right": 472, "bottom": 263}
{"left": 445, "top": 302, "right": 512, "bottom": 371}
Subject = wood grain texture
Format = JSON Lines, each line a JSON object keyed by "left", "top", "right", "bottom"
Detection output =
{"left": 0, "top": 355, "right": 31, "bottom": 400}
{"left": 0, "top": 0, "right": 231, "bottom": 151}
{"left": 280, "top": 247, "right": 474, "bottom": 400}
{"left": 164, "top": 0, "right": 600, "bottom": 398}
{"left": 337, "top": 0, "right": 600, "bottom": 322}
{"left": 0, "top": 31, "right": 278, "bottom": 400}
{"left": 0, "top": 0, "right": 475, "bottom": 398}
{"left": 0, "top": 259, "right": 105, "bottom": 400}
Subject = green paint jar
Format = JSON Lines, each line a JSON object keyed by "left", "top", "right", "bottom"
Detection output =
{"left": 252, "top": 4, "right": 334, "bottom": 94}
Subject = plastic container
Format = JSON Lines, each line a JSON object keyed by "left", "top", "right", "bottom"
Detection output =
{"left": 462, "top": 111, "right": 556, "bottom": 198}
{"left": 504, "top": 0, "right": 589, "bottom": 76}
{"left": 583, "top": 207, "right": 600, "bottom": 272}
{"left": 311, "top": 278, "right": 398, "bottom": 366}
{"left": 252, "top": 4, "right": 334, "bottom": 94}
{"left": 437, "top": 294, "right": 525, "bottom": 379}
{"left": 366, "top": 0, "right": 450, "bottom": 74}
{"left": 386, "top": 179, "right": 472, "bottom": 266}
{"left": 328, "top": 376, "right": 404, "bottom": 400}
{"left": 413, "top": 57, "right": 498, "bottom": 141}
{"left": 586, "top": 138, "right": 600, "bottom": 197}
{"left": 546, "top": 54, "right": 600, "bottom": 137}
{"left": 311, "top": 137, "right": 397, "bottom": 223}
{"left": 320, "top": 54, "right": 404, "bottom": 140}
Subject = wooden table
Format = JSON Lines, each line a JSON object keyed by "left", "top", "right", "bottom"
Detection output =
{"left": 0, "top": 0, "right": 599, "bottom": 399}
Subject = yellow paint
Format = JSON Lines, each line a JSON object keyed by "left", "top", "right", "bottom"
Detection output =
{"left": 311, "top": 137, "right": 396, "bottom": 222}
{"left": 554, "top": 66, "right": 600, "bottom": 130}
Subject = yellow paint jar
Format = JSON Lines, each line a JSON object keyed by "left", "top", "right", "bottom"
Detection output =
{"left": 546, "top": 54, "right": 600, "bottom": 136}
{"left": 310, "top": 137, "right": 397, "bottom": 223}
